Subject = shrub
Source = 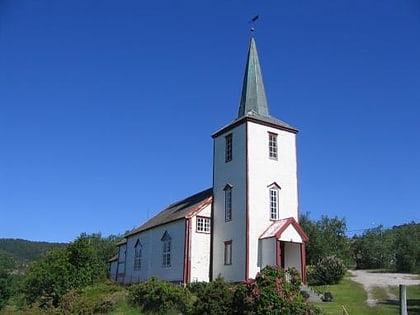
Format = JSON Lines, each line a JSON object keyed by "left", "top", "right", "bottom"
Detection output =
{"left": 188, "top": 276, "right": 234, "bottom": 315}
{"left": 232, "top": 266, "right": 320, "bottom": 315}
{"left": 321, "top": 291, "right": 333, "bottom": 302}
{"left": 308, "top": 255, "right": 346, "bottom": 285}
{"left": 128, "top": 277, "right": 192, "bottom": 315}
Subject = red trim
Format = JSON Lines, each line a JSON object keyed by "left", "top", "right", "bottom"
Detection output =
{"left": 276, "top": 240, "right": 282, "bottom": 267}
{"left": 185, "top": 197, "right": 213, "bottom": 219}
{"left": 245, "top": 122, "right": 249, "bottom": 280}
{"left": 271, "top": 217, "right": 309, "bottom": 242}
{"left": 300, "top": 243, "right": 307, "bottom": 283}
{"left": 183, "top": 218, "right": 192, "bottom": 284}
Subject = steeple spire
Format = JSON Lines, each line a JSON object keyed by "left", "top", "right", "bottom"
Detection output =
{"left": 238, "top": 37, "right": 269, "bottom": 118}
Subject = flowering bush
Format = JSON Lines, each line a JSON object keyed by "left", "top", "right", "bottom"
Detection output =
{"left": 232, "top": 266, "right": 320, "bottom": 315}
{"left": 308, "top": 255, "right": 347, "bottom": 285}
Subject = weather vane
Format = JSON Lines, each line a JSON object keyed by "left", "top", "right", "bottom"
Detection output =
{"left": 249, "top": 15, "right": 259, "bottom": 33}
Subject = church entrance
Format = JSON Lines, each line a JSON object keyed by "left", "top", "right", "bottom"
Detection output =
{"left": 259, "top": 217, "right": 308, "bottom": 282}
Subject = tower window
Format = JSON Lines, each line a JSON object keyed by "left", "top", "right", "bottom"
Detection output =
{"left": 224, "top": 184, "right": 232, "bottom": 221}
{"left": 270, "top": 188, "right": 279, "bottom": 220}
{"left": 225, "top": 134, "right": 233, "bottom": 162}
{"left": 161, "top": 231, "right": 172, "bottom": 267}
{"left": 134, "top": 239, "right": 142, "bottom": 271}
{"left": 224, "top": 241, "right": 232, "bottom": 265}
{"left": 196, "top": 216, "right": 211, "bottom": 233}
{"left": 269, "top": 132, "right": 278, "bottom": 159}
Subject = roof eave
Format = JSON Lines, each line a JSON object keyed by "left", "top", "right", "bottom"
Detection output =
{"left": 212, "top": 115, "right": 298, "bottom": 139}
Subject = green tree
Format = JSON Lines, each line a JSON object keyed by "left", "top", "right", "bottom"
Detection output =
{"left": 351, "top": 225, "right": 393, "bottom": 269}
{"left": 22, "top": 233, "right": 119, "bottom": 307}
{"left": 393, "top": 223, "right": 420, "bottom": 273}
{"left": 0, "top": 252, "right": 14, "bottom": 309}
{"left": 300, "top": 213, "right": 351, "bottom": 265}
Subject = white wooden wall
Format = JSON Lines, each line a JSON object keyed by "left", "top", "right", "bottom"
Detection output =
{"left": 190, "top": 204, "right": 211, "bottom": 282}
{"left": 124, "top": 220, "right": 185, "bottom": 284}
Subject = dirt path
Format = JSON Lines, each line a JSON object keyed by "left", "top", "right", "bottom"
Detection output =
{"left": 349, "top": 270, "right": 420, "bottom": 307}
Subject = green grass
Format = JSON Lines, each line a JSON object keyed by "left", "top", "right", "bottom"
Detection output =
{"left": 310, "top": 276, "right": 401, "bottom": 315}
{"left": 108, "top": 302, "right": 142, "bottom": 315}
{"left": 388, "top": 285, "right": 420, "bottom": 314}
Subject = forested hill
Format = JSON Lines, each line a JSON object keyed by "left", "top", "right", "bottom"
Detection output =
{"left": 0, "top": 238, "right": 65, "bottom": 265}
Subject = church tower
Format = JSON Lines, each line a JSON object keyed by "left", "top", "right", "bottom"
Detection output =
{"left": 211, "top": 37, "right": 308, "bottom": 282}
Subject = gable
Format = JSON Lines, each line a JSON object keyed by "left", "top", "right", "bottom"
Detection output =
{"left": 279, "top": 224, "right": 303, "bottom": 243}
{"left": 259, "top": 217, "right": 309, "bottom": 243}
{"left": 126, "top": 188, "right": 213, "bottom": 237}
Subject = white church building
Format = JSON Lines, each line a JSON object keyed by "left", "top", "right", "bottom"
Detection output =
{"left": 109, "top": 36, "right": 308, "bottom": 285}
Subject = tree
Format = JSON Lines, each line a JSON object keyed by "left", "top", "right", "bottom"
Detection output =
{"left": 351, "top": 225, "right": 393, "bottom": 269}
{"left": 0, "top": 252, "right": 14, "bottom": 309}
{"left": 393, "top": 223, "right": 420, "bottom": 273}
{"left": 22, "top": 233, "right": 119, "bottom": 307}
{"left": 300, "top": 213, "right": 351, "bottom": 265}
{"left": 22, "top": 247, "right": 74, "bottom": 306}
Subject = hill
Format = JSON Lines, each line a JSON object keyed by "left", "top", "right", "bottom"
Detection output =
{"left": 0, "top": 238, "right": 65, "bottom": 269}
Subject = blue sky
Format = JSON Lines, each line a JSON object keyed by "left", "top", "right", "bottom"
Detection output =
{"left": 1, "top": 1, "right": 419, "bottom": 242}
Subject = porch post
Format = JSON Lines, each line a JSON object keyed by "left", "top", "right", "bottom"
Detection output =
{"left": 300, "top": 243, "right": 306, "bottom": 283}
{"left": 276, "top": 239, "right": 282, "bottom": 267}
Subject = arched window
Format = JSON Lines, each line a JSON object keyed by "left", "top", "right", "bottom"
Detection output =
{"left": 134, "top": 239, "right": 142, "bottom": 270}
{"left": 224, "top": 184, "right": 233, "bottom": 221}
{"left": 268, "top": 182, "right": 281, "bottom": 220}
{"left": 161, "top": 231, "right": 172, "bottom": 267}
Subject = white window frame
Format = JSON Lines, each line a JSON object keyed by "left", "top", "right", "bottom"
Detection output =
{"left": 134, "top": 239, "right": 142, "bottom": 271}
{"left": 269, "top": 132, "right": 278, "bottom": 159}
{"left": 224, "top": 240, "right": 232, "bottom": 265}
{"left": 270, "top": 188, "right": 279, "bottom": 220}
{"left": 224, "top": 185, "right": 232, "bottom": 221}
{"left": 196, "top": 216, "right": 211, "bottom": 233}
{"left": 161, "top": 231, "right": 172, "bottom": 268}
{"left": 225, "top": 134, "right": 233, "bottom": 162}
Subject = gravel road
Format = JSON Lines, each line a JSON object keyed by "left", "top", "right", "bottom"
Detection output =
{"left": 349, "top": 270, "right": 420, "bottom": 306}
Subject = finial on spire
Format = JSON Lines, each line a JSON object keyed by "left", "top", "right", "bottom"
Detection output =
{"left": 249, "top": 15, "right": 259, "bottom": 33}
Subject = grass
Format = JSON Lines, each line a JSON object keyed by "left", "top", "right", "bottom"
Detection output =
{"left": 388, "top": 285, "right": 420, "bottom": 314}
{"left": 310, "top": 275, "right": 405, "bottom": 315}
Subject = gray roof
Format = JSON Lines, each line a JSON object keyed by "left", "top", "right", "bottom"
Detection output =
{"left": 126, "top": 188, "right": 213, "bottom": 237}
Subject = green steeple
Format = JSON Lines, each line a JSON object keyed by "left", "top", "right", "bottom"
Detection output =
{"left": 238, "top": 37, "right": 269, "bottom": 118}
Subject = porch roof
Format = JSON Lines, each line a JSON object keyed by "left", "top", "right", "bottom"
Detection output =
{"left": 259, "top": 217, "right": 309, "bottom": 242}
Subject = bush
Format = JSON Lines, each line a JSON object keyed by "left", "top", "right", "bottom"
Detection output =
{"left": 188, "top": 276, "right": 234, "bottom": 315}
{"left": 232, "top": 266, "right": 320, "bottom": 315}
{"left": 308, "top": 255, "right": 346, "bottom": 285}
{"left": 321, "top": 291, "right": 333, "bottom": 302}
{"left": 128, "top": 277, "right": 192, "bottom": 315}
{"left": 59, "top": 282, "right": 122, "bottom": 314}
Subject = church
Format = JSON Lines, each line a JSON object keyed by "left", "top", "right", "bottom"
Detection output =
{"left": 109, "top": 36, "right": 308, "bottom": 285}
